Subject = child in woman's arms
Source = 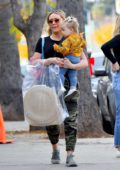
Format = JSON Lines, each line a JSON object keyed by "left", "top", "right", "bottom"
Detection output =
{"left": 53, "top": 16, "right": 86, "bottom": 100}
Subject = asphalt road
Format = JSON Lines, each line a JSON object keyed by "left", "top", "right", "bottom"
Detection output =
{"left": 0, "top": 133, "right": 120, "bottom": 170}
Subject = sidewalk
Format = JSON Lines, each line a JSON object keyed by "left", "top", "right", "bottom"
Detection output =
{"left": 5, "top": 121, "right": 29, "bottom": 132}
{"left": 0, "top": 122, "right": 120, "bottom": 170}
{"left": 0, "top": 134, "right": 120, "bottom": 170}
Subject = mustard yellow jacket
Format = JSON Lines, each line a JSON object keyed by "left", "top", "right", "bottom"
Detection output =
{"left": 53, "top": 33, "right": 86, "bottom": 57}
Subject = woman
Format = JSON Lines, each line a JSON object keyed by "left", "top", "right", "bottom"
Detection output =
{"left": 31, "top": 9, "right": 88, "bottom": 166}
{"left": 101, "top": 15, "right": 120, "bottom": 157}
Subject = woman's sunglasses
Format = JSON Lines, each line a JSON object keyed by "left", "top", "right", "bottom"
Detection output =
{"left": 48, "top": 18, "right": 60, "bottom": 24}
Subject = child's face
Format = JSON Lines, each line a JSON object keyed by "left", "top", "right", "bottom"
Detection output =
{"left": 61, "top": 24, "right": 73, "bottom": 37}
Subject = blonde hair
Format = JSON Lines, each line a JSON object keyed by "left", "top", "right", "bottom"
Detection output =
{"left": 63, "top": 16, "right": 79, "bottom": 34}
{"left": 47, "top": 9, "right": 66, "bottom": 35}
{"left": 113, "top": 15, "right": 120, "bottom": 36}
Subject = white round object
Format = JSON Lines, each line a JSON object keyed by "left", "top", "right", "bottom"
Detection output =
{"left": 23, "top": 85, "right": 64, "bottom": 126}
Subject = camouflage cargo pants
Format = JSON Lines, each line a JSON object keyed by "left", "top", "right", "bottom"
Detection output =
{"left": 46, "top": 94, "right": 78, "bottom": 151}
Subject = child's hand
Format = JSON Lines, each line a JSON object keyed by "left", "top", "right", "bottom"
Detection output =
{"left": 53, "top": 44, "right": 59, "bottom": 50}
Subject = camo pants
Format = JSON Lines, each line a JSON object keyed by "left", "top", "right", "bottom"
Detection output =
{"left": 46, "top": 96, "right": 78, "bottom": 151}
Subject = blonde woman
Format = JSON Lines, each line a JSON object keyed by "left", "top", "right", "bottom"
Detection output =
{"left": 31, "top": 10, "right": 88, "bottom": 166}
{"left": 101, "top": 15, "right": 120, "bottom": 157}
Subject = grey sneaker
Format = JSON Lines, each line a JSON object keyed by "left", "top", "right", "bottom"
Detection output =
{"left": 51, "top": 150, "right": 60, "bottom": 164}
{"left": 66, "top": 155, "right": 78, "bottom": 167}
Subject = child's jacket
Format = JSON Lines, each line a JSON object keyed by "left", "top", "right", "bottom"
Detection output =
{"left": 54, "top": 33, "right": 86, "bottom": 57}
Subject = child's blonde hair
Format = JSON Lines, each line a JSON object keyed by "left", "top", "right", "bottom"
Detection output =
{"left": 63, "top": 16, "right": 79, "bottom": 34}
{"left": 113, "top": 15, "right": 120, "bottom": 36}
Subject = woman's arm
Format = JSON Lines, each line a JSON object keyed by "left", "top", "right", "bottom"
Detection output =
{"left": 44, "top": 57, "right": 63, "bottom": 65}
{"left": 101, "top": 35, "right": 120, "bottom": 64}
{"left": 63, "top": 52, "right": 88, "bottom": 70}
{"left": 30, "top": 52, "right": 63, "bottom": 66}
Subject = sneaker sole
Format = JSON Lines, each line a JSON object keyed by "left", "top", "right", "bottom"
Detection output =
{"left": 65, "top": 91, "right": 77, "bottom": 102}
{"left": 51, "top": 160, "right": 60, "bottom": 164}
{"left": 66, "top": 163, "right": 78, "bottom": 167}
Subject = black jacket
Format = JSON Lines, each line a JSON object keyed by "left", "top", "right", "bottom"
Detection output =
{"left": 101, "top": 35, "right": 120, "bottom": 66}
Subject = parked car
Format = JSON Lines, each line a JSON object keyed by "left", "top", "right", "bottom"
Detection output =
{"left": 90, "top": 51, "right": 105, "bottom": 98}
{"left": 94, "top": 57, "right": 116, "bottom": 134}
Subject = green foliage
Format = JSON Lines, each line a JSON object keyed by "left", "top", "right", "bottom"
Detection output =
{"left": 100, "top": 0, "right": 114, "bottom": 4}
{"left": 9, "top": 18, "right": 22, "bottom": 42}
{"left": 9, "top": 0, "right": 57, "bottom": 41}
{"left": 91, "top": 3, "right": 105, "bottom": 20}
{"left": 47, "top": 0, "right": 56, "bottom": 12}
{"left": 20, "top": 0, "right": 34, "bottom": 21}
{"left": 19, "top": 0, "right": 56, "bottom": 21}
{"left": 9, "top": 0, "right": 34, "bottom": 41}
{"left": 85, "top": 0, "right": 114, "bottom": 11}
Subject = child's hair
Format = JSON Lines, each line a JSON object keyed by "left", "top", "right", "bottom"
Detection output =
{"left": 113, "top": 15, "right": 120, "bottom": 36}
{"left": 63, "top": 16, "right": 79, "bottom": 34}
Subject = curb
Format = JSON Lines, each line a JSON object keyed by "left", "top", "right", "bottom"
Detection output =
{"left": 5, "top": 121, "right": 29, "bottom": 132}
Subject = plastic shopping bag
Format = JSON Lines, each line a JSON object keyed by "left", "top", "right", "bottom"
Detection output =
{"left": 22, "top": 63, "right": 69, "bottom": 126}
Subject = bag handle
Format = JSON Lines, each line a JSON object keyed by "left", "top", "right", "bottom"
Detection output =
{"left": 41, "top": 37, "right": 45, "bottom": 60}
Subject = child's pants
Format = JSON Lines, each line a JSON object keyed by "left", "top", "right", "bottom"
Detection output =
{"left": 60, "top": 55, "right": 80, "bottom": 88}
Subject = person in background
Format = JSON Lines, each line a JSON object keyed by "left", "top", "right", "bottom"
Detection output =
{"left": 53, "top": 16, "right": 86, "bottom": 101}
{"left": 101, "top": 15, "right": 120, "bottom": 158}
{"left": 31, "top": 9, "right": 88, "bottom": 166}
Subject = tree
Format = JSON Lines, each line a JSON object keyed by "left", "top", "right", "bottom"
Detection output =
{"left": 57, "top": 0, "right": 105, "bottom": 137}
{"left": 9, "top": 0, "right": 47, "bottom": 129}
{"left": 10, "top": 0, "right": 47, "bottom": 58}
{"left": 0, "top": 0, "right": 24, "bottom": 120}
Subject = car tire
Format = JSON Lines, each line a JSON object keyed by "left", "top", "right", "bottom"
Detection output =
{"left": 107, "top": 97, "right": 115, "bottom": 134}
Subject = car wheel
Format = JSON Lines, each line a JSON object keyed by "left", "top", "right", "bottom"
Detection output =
{"left": 107, "top": 97, "right": 115, "bottom": 134}
{"left": 97, "top": 94, "right": 114, "bottom": 135}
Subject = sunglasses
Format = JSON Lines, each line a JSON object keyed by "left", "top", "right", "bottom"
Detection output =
{"left": 48, "top": 18, "right": 60, "bottom": 24}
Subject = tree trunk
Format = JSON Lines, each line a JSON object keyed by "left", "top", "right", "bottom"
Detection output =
{"left": 10, "top": 0, "right": 47, "bottom": 130}
{"left": 57, "top": 0, "right": 105, "bottom": 137}
{"left": 0, "top": 0, "right": 24, "bottom": 120}
{"left": 10, "top": 0, "right": 47, "bottom": 57}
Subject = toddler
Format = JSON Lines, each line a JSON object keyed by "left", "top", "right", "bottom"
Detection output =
{"left": 54, "top": 16, "right": 86, "bottom": 100}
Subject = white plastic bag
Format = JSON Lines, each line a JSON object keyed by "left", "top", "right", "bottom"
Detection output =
{"left": 22, "top": 63, "right": 69, "bottom": 126}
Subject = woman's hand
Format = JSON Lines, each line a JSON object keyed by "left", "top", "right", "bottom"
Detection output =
{"left": 63, "top": 58, "right": 74, "bottom": 69}
{"left": 30, "top": 55, "right": 40, "bottom": 62}
{"left": 112, "top": 62, "right": 120, "bottom": 71}
{"left": 45, "top": 57, "right": 64, "bottom": 65}
{"left": 30, "top": 52, "right": 41, "bottom": 64}
{"left": 62, "top": 52, "right": 88, "bottom": 70}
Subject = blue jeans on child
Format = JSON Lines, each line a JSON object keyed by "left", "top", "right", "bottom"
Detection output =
{"left": 112, "top": 70, "right": 120, "bottom": 147}
{"left": 60, "top": 55, "right": 80, "bottom": 88}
